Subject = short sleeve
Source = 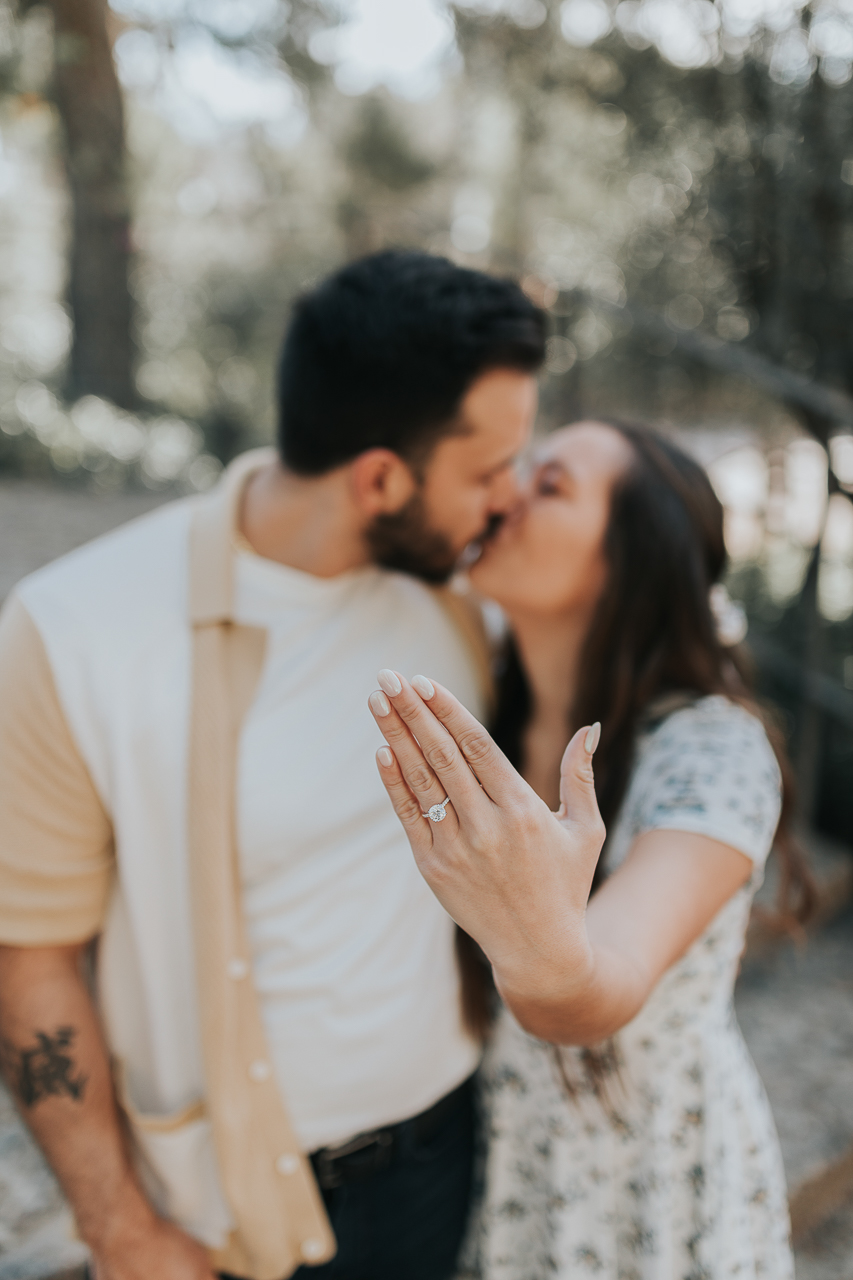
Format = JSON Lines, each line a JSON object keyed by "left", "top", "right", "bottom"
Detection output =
{"left": 630, "top": 697, "right": 782, "bottom": 869}
{"left": 0, "top": 593, "right": 114, "bottom": 945}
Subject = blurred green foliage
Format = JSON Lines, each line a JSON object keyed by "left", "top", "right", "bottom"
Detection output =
{"left": 0, "top": 0, "right": 851, "bottom": 479}
{"left": 0, "top": 0, "right": 852, "bottom": 836}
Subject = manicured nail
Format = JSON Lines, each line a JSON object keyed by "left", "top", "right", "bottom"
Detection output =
{"left": 411, "top": 675, "right": 435, "bottom": 700}
{"left": 377, "top": 746, "right": 394, "bottom": 768}
{"left": 369, "top": 690, "right": 390, "bottom": 717}
{"left": 377, "top": 669, "right": 402, "bottom": 696}
{"left": 584, "top": 722, "right": 601, "bottom": 755}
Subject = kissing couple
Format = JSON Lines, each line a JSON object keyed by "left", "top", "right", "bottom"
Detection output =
{"left": 0, "top": 250, "right": 808, "bottom": 1280}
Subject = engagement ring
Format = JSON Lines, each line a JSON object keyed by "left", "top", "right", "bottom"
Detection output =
{"left": 423, "top": 798, "right": 451, "bottom": 822}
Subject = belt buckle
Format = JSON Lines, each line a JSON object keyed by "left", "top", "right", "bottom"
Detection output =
{"left": 314, "top": 1128, "right": 393, "bottom": 1190}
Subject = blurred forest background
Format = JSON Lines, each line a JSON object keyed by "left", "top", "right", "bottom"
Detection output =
{"left": 3, "top": 0, "right": 851, "bottom": 840}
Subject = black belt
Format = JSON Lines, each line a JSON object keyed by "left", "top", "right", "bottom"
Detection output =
{"left": 310, "top": 1076, "right": 472, "bottom": 1190}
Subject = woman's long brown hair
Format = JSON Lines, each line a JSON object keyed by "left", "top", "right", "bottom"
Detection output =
{"left": 492, "top": 418, "right": 815, "bottom": 910}
{"left": 459, "top": 419, "right": 816, "bottom": 1041}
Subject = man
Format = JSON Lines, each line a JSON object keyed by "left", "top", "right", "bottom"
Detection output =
{"left": 0, "top": 251, "right": 545, "bottom": 1280}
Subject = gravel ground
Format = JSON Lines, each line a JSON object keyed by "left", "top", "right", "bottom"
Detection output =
{"left": 0, "top": 479, "right": 851, "bottom": 1279}
{"left": 739, "top": 910, "right": 853, "bottom": 1194}
{"left": 738, "top": 906, "right": 853, "bottom": 1277}
{"left": 0, "top": 479, "right": 166, "bottom": 605}
{"left": 795, "top": 1205, "right": 853, "bottom": 1280}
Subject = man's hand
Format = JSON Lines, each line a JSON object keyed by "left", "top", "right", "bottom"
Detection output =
{"left": 89, "top": 1206, "right": 217, "bottom": 1280}
{"left": 367, "top": 670, "right": 605, "bottom": 1011}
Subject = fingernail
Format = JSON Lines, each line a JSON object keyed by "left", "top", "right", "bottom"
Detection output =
{"left": 369, "top": 690, "right": 391, "bottom": 717}
{"left": 377, "top": 669, "right": 402, "bottom": 696}
{"left": 584, "top": 722, "right": 601, "bottom": 755}
{"left": 411, "top": 674, "right": 435, "bottom": 700}
{"left": 377, "top": 746, "right": 393, "bottom": 767}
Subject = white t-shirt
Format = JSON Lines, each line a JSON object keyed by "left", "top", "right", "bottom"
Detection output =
{"left": 234, "top": 551, "right": 483, "bottom": 1151}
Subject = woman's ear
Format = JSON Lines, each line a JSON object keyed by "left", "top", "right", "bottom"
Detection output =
{"left": 349, "top": 448, "right": 418, "bottom": 518}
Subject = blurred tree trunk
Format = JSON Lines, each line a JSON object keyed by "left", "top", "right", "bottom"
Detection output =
{"left": 48, "top": 0, "right": 134, "bottom": 407}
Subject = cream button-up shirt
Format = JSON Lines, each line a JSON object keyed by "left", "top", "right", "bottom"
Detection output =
{"left": 233, "top": 550, "right": 482, "bottom": 1151}
{"left": 0, "top": 450, "right": 491, "bottom": 1280}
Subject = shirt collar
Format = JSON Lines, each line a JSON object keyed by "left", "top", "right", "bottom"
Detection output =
{"left": 188, "top": 447, "right": 278, "bottom": 625}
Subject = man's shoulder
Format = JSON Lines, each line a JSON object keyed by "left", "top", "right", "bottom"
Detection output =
{"left": 378, "top": 573, "right": 493, "bottom": 711}
{"left": 376, "top": 571, "right": 481, "bottom": 631}
{"left": 16, "top": 494, "right": 195, "bottom": 638}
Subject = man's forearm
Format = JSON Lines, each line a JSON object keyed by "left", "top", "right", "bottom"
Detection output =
{"left": 0, "top": 943, "right": 156, "bottom": 1250}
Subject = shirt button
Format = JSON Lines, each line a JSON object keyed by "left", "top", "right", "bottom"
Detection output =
{"left": 227, "top": 958, "right": 249, "bottom": 980}
{"left": 248, "top": 1059, "right": 271, "bottom": 1082}
{"left": 275, "top": 1153, "right": 299, "bottom": 1175}
{"left": 301, "top": 1239, "right": 325, "bottom": 1261}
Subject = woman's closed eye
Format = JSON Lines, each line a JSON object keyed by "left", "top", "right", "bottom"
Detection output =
{"left": 534, "top": 460, "right": 568, "bottom": 497}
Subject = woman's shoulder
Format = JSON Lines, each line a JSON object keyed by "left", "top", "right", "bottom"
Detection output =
{"left": 644, "top": 694, "right": 777, "bottom": 758}
{"left": 623, "top": 694, "right": 782, "bottom": 867}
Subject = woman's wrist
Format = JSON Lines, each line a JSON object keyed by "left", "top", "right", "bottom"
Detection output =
{"left": 492, "top": 931, "right": 596, "bottom": 1039}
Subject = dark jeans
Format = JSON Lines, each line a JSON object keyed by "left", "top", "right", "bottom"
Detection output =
{"left": 222, "top": 1077, "right": 475, "bottom": 1280}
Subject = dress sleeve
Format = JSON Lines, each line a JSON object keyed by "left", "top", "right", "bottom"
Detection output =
{"left": 0, "top": 592, "right": 114, "bottom": 945}
{"left": 631, "top": 697, "right": 782, "bottom": 868}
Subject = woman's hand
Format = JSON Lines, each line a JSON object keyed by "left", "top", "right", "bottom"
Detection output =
{"left": 368, "top": 670, "right": 606, "bottom": 1015}
{"left": 369, "top": 670, "right": 756, "bottom": 1046}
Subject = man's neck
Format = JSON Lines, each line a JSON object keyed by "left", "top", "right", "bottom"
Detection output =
{"left": 239, "top": 461, "right": 371, "bottom": 578}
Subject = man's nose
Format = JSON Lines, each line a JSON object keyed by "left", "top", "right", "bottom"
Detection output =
{"left": 489, "top": 466, "right": 521, "bottom": 514}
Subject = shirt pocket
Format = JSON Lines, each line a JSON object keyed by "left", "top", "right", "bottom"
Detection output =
{"left": 115, "top": 1060, "right": 235, "bottom": 1248}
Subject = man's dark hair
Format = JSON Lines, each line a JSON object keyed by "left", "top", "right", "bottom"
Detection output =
{"left": 277, "top": 250, "right": 547, "bottom": 475}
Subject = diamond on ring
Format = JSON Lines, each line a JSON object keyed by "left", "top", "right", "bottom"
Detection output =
{"left": 424, "top": 797, "right": 450, "bottom": 822}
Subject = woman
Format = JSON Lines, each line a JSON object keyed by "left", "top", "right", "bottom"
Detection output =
{"left": 366, "top": 420, "right": 813, "bottom": 1279}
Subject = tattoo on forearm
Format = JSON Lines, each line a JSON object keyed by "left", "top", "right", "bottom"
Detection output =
{"left": 0, "top": 1026, "right": 88, "bottom": 1108}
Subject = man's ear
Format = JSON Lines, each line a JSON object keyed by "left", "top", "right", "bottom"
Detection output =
{"left": 349, "top": 449, "right": 418, "bottom": 518}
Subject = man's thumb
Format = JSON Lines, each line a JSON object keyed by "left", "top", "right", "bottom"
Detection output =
{"left": 557, "top": 722, "right": 602, "bottom": 830}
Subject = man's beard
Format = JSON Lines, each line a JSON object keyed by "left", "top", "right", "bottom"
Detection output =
{"left": 366, "top": 489, "right": 460, "bottom": 585}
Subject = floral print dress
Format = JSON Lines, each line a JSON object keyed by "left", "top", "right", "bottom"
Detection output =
{"left": 462, "top": 696, "right": 794, "bottom": 1280}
